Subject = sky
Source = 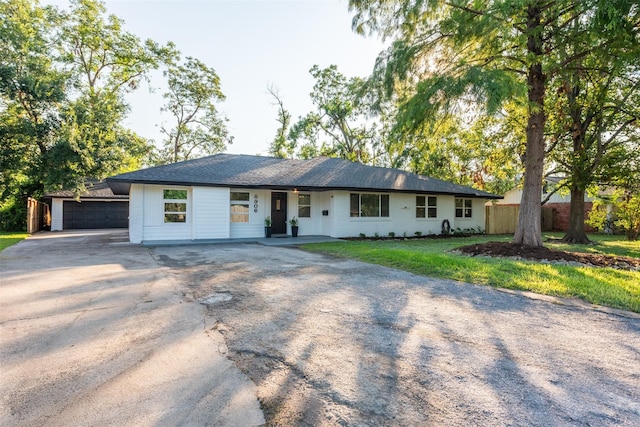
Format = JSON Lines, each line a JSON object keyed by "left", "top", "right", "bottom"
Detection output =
{"left": 53, "top": 0, "right": 387, "bottom": 156}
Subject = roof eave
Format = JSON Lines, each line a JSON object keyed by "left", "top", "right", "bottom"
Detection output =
{"left": 106, "top": 178, "right": 502, "bottom": 199}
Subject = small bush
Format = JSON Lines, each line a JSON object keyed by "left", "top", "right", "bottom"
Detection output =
{"left": 388, "top": 232, "right": 395, "bottom": 238}
{"left": 359, "top": 233, "right": 366, "bottom": 238}
{"left": 415, "top": 231, "right": 422, "bottom": 236}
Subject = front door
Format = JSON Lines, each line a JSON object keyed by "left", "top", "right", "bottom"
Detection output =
{"left": 271, "top": 192, "right": 287, "bottom": 234}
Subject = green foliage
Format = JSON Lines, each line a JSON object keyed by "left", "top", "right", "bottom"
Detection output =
{"left": 290, "top": 65, "right": 380, "bottom": 163}
{"left": 0, "top": 0, "right": 190, "bottom": 230}
{"left": 267, "top": 86, "right": 294, "bottom": 158}
{"left": 0, "top": 232, "right": 28, "bottom": 251}
{"left": 543, "top": 4, "right": 640, "bottom": 242}
{"left": 589, "top": 192, "right": 640, "bottom": 241}
{"left": 349, "top": 0, "right": 638, "bottom": 246}
{"left": 157, "top": 57, "right": 230, "bottom": 164}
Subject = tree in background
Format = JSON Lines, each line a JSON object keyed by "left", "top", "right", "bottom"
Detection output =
{"left": 0, "top": 0, "right": 67, "bottom": 230}
{"left": 0, "top": 0, "right": 220, "bottom": 231}
{"left": 390, "top": 103, "right": 526, "bottom": 196}
{"left": 290, "top": 65, "right": 381, "bottom": 164}
{"left": 349, "top": 0, "right": 635, "bottom": 246}
{"left": 49, "top": 0, "right": 176, "bottom": 187}
{"left": 157, "top": 57, "right": 230, "bottom": 164}
{"left": 267, "top": 85, "right": 294, "bottom": 159}
{"left": 545, "top": 9, "right": 640, "bottom": 243}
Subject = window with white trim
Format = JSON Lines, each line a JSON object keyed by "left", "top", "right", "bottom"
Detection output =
{"left": 416, "top": 196, "right": 426, "bottom": 218}
{"left": 230, "top": 192, "right": 250, "bottom": 223}
{"left": 427, "top": 196, "right": 437, "bottom": 218}
{"left": 455, "top": 198, "right": 472, "bottom": 218}
{"left": 164, "top": 189, "right": 187, "bottom": 223}
{"left": 350, "top": 193, "right": 389, "bottom": 217}
{"left": 417, "top": 196, "right": 438, "bottom": 218}
{"left": 298, "top": 194, "right": 311, "bottom": 218}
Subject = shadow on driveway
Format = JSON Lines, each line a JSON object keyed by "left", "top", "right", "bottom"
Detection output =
{"left": 0, "top": 230, "right": 264, "bottom": 426}
{"left": 152, "top": 243, "right": 640, "bottom": 426}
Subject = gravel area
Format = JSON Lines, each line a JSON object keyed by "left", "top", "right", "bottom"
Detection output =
{"left": 152, "top": 243, "right": 640, "bottom": 426}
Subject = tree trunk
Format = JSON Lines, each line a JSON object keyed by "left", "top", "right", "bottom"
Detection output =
{"left": 562, "top": 188, "right": 591, "bottom": 243}
{"left": 514, "top": 3, "right": 546, "bottom": 247}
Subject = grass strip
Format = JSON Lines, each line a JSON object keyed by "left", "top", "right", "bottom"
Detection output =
{"left": 301, "top": 233, "right": 640, "bottom": 313}
{"left": 0, "top": 232, "right": 29, "bottom": 252}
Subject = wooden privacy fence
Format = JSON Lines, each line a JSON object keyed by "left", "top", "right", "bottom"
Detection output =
{"left": 27, "top": 197, "right": 51, "bottom": 234}
{"left": 485, "top": 205, "right": 554, "bottom": 234}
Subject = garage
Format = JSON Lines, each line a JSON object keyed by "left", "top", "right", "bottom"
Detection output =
{"left": 62, "top": 201, "right": 129, "bottom": 229}
{"left": 47, "top": 180, "right": 130, "bottom": 231}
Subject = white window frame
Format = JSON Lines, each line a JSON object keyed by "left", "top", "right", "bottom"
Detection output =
{"left": 455, "top": 198, "right": 473, "bottom": 218}
{"left": 427, "top": 196, "right": 438, "bottom": 218}
{"left": 230, "top": 192, "right": 250, "bottom": 223}
{"left": 298, "top": 193, "right": 311, "bottom": 218}
{"left": 163, "top": 189, "right": 188, "bottom": 223}
{"left": 416, "top": 196, "right": 426, "bottom": 218}
{"left": 350, "top": 193, "right": 390, "bottom": 218}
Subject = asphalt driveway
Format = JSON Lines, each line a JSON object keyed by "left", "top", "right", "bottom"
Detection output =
{"left": 0, "top": 230, "right": 264, "bottom": 427}
{"left": 2, "top": 231, "right": 639, "bottom": 426}
{"left": 151, "top": 242, "right": 640, "bottom": 426}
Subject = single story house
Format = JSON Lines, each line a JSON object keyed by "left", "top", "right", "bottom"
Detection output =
{"left": 106, "top": 154, "right": 502, "bottom": 244}
{"left": 47, "top": 180, "right": 129, "bottom": 231}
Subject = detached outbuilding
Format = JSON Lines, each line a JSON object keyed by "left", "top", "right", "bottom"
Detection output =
{"left": 47, "top": 180, "right": 129, "bottom": 231}
{"left": 106, "top": 154, "right": 501, "bottom": 244}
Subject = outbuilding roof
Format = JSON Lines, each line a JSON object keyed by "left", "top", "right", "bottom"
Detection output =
{"left": 106, "top": 154, "right": 502, "bottom": 199}
{"left": 46, "top": 179, "right": 128, "bottom": 199}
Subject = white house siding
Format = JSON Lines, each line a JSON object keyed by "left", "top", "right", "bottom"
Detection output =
{"left": 193, "top": 187, "right": 230, "bottom": 239}
{"left": 141, "top": 185, "right": 192, "bottom": 242}
{"left": 328, "top": 192, "right": 467, "bottom": 238}
{"left": 229, "top": 189, "right": 270, "bottom": 239}
{"left": 286, "top": 191, "right": 331, "bottom": 236}
{"left": 451, "top": 197, "right": 485, "bottom": 231}
{"left": 129, "top": 184, "right": 144, "bottom": 243}
{"left": 492, "top": 187, "right": 595, "bottom": 205}
{"left": 127, "top": 185, "right": 490, "bottom": 243}
{"left": 51, "top": 199, "right": 64, "bottom": 231}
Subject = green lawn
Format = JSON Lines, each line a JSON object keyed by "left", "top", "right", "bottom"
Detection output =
{"left": 301, "top": 233, "right": 640, "bottom": 313}
{"left": 0, "top": 232, "right": 28, "bottom": 252}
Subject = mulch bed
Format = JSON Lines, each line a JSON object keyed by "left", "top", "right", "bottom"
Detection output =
{"left": 456, "top": 241, "right": 640, "bottom": 270}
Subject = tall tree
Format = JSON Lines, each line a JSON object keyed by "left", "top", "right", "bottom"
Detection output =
{"left": 0, "top": 0, "right": 66, "bottom": 229}
{"left": 546, "top": 9, "right": 640, "bottom": 243}
{"left": 157, "top": 57, "right": 230, "bottom": 164}
{"left": 0, "top": 0, "right": 178, "bottom": 230}
{"left": 50, "top": 0, "right": 174, "bottom": 190}
{"left": 349, "top": 0, "right": 633, "bottom": 246}
{"left": 267, "top": 85, "right": 294, "bottom": 158}
{"left": 290, "top": 65, "right": 380, "bottom": 164}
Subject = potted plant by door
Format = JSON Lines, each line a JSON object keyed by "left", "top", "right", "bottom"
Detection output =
{"left": 264, "top": 216, "right": 272, "bottom": 238}
{"left": 289, "top": 217, "right": 299, "bottom": 237}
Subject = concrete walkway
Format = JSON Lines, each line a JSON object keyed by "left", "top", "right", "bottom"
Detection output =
{"left": 143, "top": 234, "right": 342, "bottom": 247}
{"left": 0, "top": 230, "right": 264, "bottom": 427}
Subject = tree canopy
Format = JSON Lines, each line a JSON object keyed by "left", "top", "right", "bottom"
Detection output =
{"left": 0, "top": 0, "right": 229, "bottom": 231}
{"left": 156, "top": 57, "right": 230, "bottom": 164}
{"left": 349, "top": 0, "right": 639, "bottom": 246}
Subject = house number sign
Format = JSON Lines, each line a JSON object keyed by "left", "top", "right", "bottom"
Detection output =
{"left": 253, "top": 194, "right": 259, "bottom": 213}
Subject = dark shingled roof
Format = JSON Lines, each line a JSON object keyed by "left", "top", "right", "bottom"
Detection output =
{"left": 47, "top": 180, "right": 128, "bottom": 199}
{"left": 106, "top": 154, "right": 502, "bottom": 199}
